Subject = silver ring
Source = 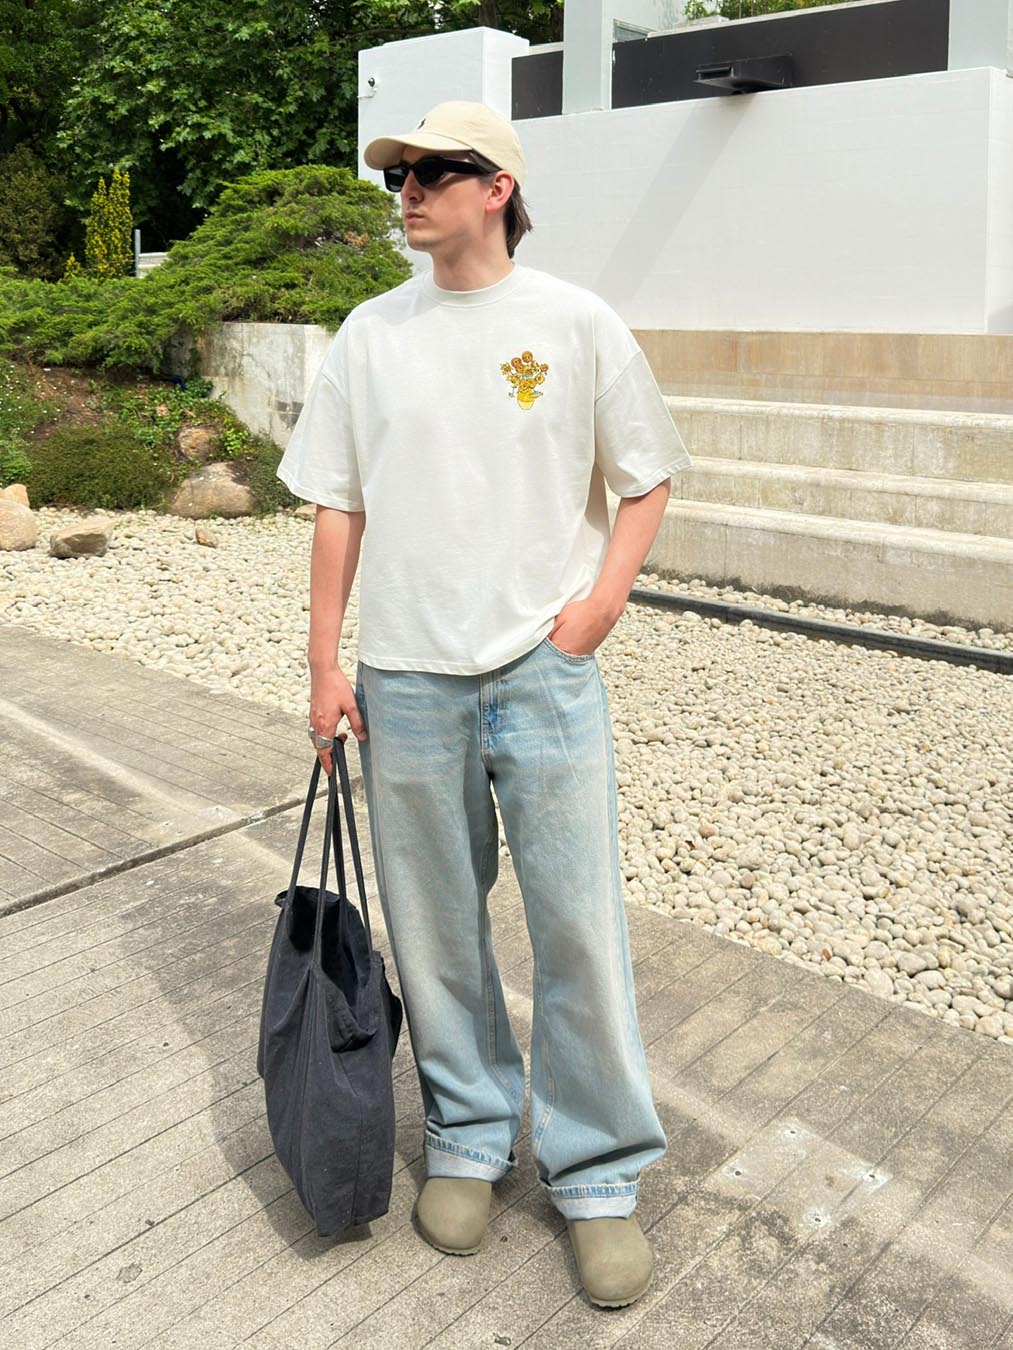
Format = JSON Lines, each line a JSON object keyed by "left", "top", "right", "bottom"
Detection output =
{"left": 307, "top": 726, "right": 334, "bottom": 749}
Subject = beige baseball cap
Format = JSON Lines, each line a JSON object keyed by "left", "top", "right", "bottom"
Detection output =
{"left": 363, "top": 100, "right": 525, "bottom": 189}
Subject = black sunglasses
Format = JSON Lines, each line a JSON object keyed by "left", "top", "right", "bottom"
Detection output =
{"left": 382, "top": 155, "right": 490, "bottom": 192}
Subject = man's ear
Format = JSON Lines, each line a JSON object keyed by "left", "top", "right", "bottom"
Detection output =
{"left": 486, "top": 172, "right": 514, "bottom": 213}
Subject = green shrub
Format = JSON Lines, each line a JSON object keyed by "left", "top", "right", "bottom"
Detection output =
{"left": 98, "top": 373, "right": 224, "bottom": 447}
{"left": 0, "top": 164, "right": 409, "bottom": 372}
{"left": 98, "top": 379, "right": 199, "bottom": 450}
{"left": 97, "top": 375, "right": 301, "bottom": 514}
{"left": 24, "top": 423, "right": 178, "bottom": 509}
{"left": 0, "top": 445, "right": 33, "bottom": 486}
{"left": 242, "top": 435, "right": 301, "bottom": 515}
{"left": 0, "top": 272, "right": 132, "bottom": 364}
{"left": 0, "top": 357, "right": 59, "bottom": 484}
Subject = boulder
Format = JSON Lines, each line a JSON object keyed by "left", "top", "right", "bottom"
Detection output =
{"left": 1, "top": 483, "right": 30, "bottom": 507}
{"left": 294, "top": 504, "right": 317, "bottom": 520}
{"left": 0, "top": 499, "right": 37, "bottom": 550}
{"left": 168, "top": 461, "right": 254, "bottom": 519}
{"left": 177, "top": 425, "right": 217, "bottom": 463}
{"left": 49, "top": 515, "right": 115, "bottom": 558}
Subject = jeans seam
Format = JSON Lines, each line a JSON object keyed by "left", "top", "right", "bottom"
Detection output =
{"left": 532, "top": 955, "right": 556, "bottom": 1148}
{"left": 542, "top": 1181, "right": 639, "bottom": 1197}
{"left": 479, "top": 671, "right": 493, "bottom": 770}
{"left": 543, "top": 635, "right": 595, "bottom": 664}
{"left": 600, "top": 672, "right": 643, "bottom": 1042}
{"left": 479, "top": 831, "right": 515, "bottom": 1100}
{"left": 594, "top": 673, "right": 623, "bottom": 1011}
{"left": 425, "top": 1130, "right": 513, "bottom": 1172}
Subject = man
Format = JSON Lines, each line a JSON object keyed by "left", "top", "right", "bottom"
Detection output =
{"left": 276, "top": 101, "right": 691, "bottom": 1309}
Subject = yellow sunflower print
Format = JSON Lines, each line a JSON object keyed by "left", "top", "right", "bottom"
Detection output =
{"left": 500, "top": 349, "right": 550, "bottom": 410}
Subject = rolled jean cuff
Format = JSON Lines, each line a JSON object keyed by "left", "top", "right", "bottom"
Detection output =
{"left": 424, "top": 1130, "right": 516, "bottom": 1183}
{"left": 540, "top": 1179, "right": 639, "bottom": 1220}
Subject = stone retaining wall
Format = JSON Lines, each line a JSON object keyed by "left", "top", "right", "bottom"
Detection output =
{"left": 193, "top": 320, "right": 335, "bottom": 448}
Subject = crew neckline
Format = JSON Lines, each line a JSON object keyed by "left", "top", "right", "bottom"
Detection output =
{"left": 422, "top": 263, "right": 525, "bottom": 307}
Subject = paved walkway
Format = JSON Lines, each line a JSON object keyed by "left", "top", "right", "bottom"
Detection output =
{"left": 0, "top": 628, "right": 311, "bottom": 913}
{"left": 1, "top": 626, "right": 1012, "bottom": 1348}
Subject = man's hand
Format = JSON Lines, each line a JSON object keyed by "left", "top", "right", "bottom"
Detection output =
{"left": 309, "top": 664, "right": 367, "bottom": 777}
{"left": 547, "top": 593, "right": 624, "bottom": 658}
{"left": 552, "top": 480, "right": 670, "bottom": 657}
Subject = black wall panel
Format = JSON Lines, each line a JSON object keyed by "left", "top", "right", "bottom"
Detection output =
{"left": 513, "top": 48, "right": 563, "bottom": 121}
{"left": 613, "top": 0, "right": 949, "bottom": 106}
{"left": 512, "top": 0, "right": 950, "bottom": 120}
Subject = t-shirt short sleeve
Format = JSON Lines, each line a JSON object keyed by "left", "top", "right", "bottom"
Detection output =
{"left": 276, "top": 328, "right": 364, "bottom": 511}
{"left": 594, "top": 347, "right": 692, "bottom": 497}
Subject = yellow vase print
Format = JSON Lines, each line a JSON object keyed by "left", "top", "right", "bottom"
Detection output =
{"left": 500, "top": 350, "right": 549, "bottom": 410}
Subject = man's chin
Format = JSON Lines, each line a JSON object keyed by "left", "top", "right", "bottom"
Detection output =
{"left": 405, "top": 232, "right": 434, "bottom": 254}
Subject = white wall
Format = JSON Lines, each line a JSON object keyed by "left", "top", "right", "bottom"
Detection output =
{"left": 948, "top": 0, "right": 1013, "bottom": 72}
{"left": 561, "top": 0, "right": 610, "bottom": 113}
{"left": 986, "top": 67, "right": 1013, "bottom": 332}
{"left": 562, "top": 2, "right": 686, "bottom": 114}
{"left": 515, "top": 66, "right": 1011, "bottom": 333}
{"left": 613, "top": 1, "right": 685, "bottom": 30}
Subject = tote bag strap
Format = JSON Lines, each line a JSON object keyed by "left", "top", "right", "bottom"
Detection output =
{"left": 313, "top": 759, "right": 339, "bottom": 952}
{"left": 284, "top": 756, "right": 324, "bottom": 905}
{"left": 334, "top": 738, "right": 373, "bottom": 947}
{"left": 283, "top": 741, "right": 375, "bottom": 952}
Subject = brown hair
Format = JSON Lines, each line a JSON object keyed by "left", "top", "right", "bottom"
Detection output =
{"left": 463, "top": 149, "right": 533, "bottom": 259}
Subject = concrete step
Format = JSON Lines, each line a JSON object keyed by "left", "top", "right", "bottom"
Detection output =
{"left": 674, "top": 457, "right": 1013, "bottom": 538}
{"left": 664, "top": 397, "right": 1013, "bottom": 484}
{"left": 622, "top": 498, "right": 1013, "bottom": 629}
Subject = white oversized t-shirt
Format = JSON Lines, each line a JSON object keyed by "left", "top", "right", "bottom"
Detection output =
{"left": 276, "top": 262, "right": 691, "bottom": 674}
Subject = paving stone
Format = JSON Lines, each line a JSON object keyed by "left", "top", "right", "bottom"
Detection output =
{"left": 0, "top": 626, "right": 314, "bottom": 915}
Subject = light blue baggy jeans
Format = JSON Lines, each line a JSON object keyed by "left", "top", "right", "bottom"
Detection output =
{"left": 354, "top": 635, "right": 667, "bottom": 1220}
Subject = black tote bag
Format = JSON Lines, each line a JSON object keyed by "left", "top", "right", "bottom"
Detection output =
{"left": 257, "top": 737, "right": 403, "bottom": 1235}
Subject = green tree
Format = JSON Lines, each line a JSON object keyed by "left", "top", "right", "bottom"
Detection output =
{"left": 83, "top": 168, "right": 133, "bottom": 280}
{"left": 0, "top": 2, "right": 99, "bottom": 270}
{"left": 0, "top": 0, "right": 100, "bottom": 154}
{"left": 56, "top": 1, "right": 563, "bottom": 249}
{"left": 386, "top": 0, "right": 562, "bottom": 41}
{"left": 58, "top": 1, "right": 362, "bottom": 243}
{"left": 0, "top": 144, "right": 70, "bottom": 278}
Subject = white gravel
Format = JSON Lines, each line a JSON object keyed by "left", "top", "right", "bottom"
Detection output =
{"left": 3, "top": 505, "right": 1012, "bottom": 1044}
{"left": 643, "top": 573, "right": 1013, "bottom": 654}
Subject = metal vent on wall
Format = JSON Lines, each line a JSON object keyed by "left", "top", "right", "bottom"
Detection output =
{"left": 696, "top": 52, "right": 794, "bottom": 93}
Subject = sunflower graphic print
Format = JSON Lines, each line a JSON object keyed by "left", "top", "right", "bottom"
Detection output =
{"left": 500, "top": 350, "right": 549, "bottom": 410}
